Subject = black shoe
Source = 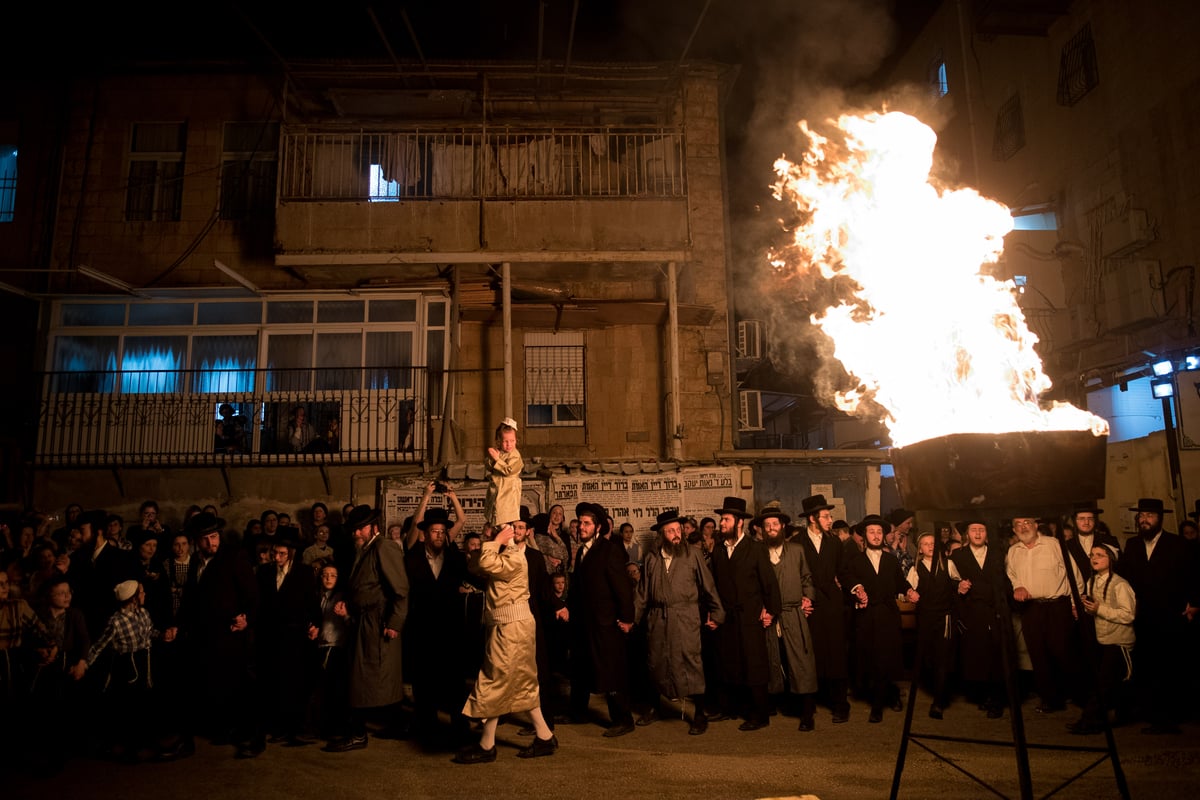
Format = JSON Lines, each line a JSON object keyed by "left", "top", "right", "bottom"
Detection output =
{"left": 517, "top": 734, "right": 558, "bottom": 759}
{"left": 283, "top": 735, "right": 315, "bottom": 748}
{"left": 688, "top": 715, "right": 709, "bottom": 736}
{"left": 602, "top": 722, "right": 636, "bottom": 738}
{"left": 832, "top": 710, "right": 849, "bottom": 724}
{"left": 891, "top": 699, "right": 905, "bottom": 713}
{"left": 928, "top": 704, "right": 944, "bottom": 720}
{"left": 323, "top": 735, "right": 368, "bottom": 753}
{"left": 738, "top": 718, "right": 769, "bottom": 731}
{"left": 636, "top": 709, "right": 659, "bottom": 727}
{"left": 1141, "top": 723, "right": 1182, "bottom": 735}
{"left": 235, "top": 740, "right": 265, "bottom": 759}
{"left": 156, "top": 738, "right": 195, "bottom": 762}
{"left": 453, "top": 743, "right": 497, "bottom": 763}
{"left": 798, "top": 717, "right": 814, "bottom": 732}
{"left": 868, "top": 709, "right": 883, "bottom": 724}
{"left": 707, "top": 712, "right": 734, "bottom": 723}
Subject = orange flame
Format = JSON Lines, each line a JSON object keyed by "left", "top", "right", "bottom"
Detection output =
{"left": 770, "top": 111, "right": 1108, "bottom": 448}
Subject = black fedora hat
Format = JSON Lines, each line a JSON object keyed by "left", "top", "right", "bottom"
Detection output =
{"left": 274, "top": 525, "right": 303, "bottom": 549}
{"left": 185, "top": 510, "right": 224, "bottom": 537}
{"left": 714, "top": 496, "right": 752, "bottom": 519}
{"left": 344, "top": 504, "right": 381, "bottom": 531}
{"left": 887, "top": 508, "right": 914, "bottom": 527}
{"left": 650, "top": 509, "right": 687, "bottom": 531}
{"left": 799, "top": 495, "right": 835, "bottom": 517}
{"left": 417, "top": 507, "right": 452, "bottom": 531}
{"left": 529, "top": 512, "right": 551, "bottom": 535}
{"left": 854, "top": 514, "right": 892, "bottom": 537}
{"left": 1129, "top": 498, "right": 1172, "bottom": 515}
{"left": 954, "top": 519, "right": 988, "bottom": 535}
{"left": 751, "top": 501, "right": 791, "bottom": 529}
{"left": 575, "top": 501, "right": 607, "bottom": 524}
{"left": 1071, "top": 501, "right": 1104, "bottom": 516}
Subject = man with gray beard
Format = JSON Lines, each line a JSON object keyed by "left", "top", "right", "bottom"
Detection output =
{"left": 754, "top": 501, "right": 819, "bottom": 731}
{"left": 633, "top": 510, "right": 725, "bottom": 735}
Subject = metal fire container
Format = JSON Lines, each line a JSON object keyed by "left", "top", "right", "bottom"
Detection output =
{"left": 890, "top": 430, "right": 1108, "bottom": 516}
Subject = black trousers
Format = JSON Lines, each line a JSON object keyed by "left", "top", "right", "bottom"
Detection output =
{"left": 1020, "top": 598, "right": 1074, "bottom": 708}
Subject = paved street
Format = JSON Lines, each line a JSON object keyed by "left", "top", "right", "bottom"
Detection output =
{"left": 11, "top": 692, "right": 1200, "bottom": 800}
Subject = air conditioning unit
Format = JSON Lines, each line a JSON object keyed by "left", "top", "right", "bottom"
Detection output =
{"left": 1101, "top": 208, "right": 1153, "bottom": 259}
{"left": 738, "top": 389, "right": 764, "bottom": 431}
{"left": 736, "top": 319, "right": 762, "bottom": 360}
{"left": 1103, "top": 259, "right": 1162, "bottom": 334}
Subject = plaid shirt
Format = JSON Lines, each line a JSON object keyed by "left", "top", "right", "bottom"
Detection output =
{"left": 87, "top": 606, "right": 157, "bottom": 665}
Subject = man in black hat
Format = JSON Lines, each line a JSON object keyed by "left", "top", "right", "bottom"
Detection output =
{"left": 946, "top": 519, "right": 1010, "bottom": 718}
{"left": 791, "top": 494, "right": 852, "bottom": 723}
{"left": 1065, "top": 502, "right": 1121, "bottom": 582}
{"left": 67, "top": 509, "right": 137, "bottom": 638}
{"left": 633, "top": 509, "right": 724, "bottom": 735}
{"left": 255, "top": 525, "right": 319, "bottom": 748}
{"left": 755, "top": 501, "right": 819, "bottom": 731}
{"left": 708, "top": 496, "right": 781, "bottom": 730}
{"left": 842, "top": 514, "right": 907, "bottom": 723}
{"left": 1117, "top": 498, "right": 1200, "bottom": 734}
{"left": 567, "top": 500, "right": 636, "bottom": 736}
{"left": 404, "top": 505, "right": 469, "bottom": 745}
{"left": 325, "top": 504, "right": 409, "bottom": 752}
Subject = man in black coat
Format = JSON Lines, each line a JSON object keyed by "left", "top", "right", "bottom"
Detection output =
{"left": 67, "top": 509, "right": 137, "bottom": 638}
{"left": 519, "top": 511, "right": 563, "bottom": 727}
{"left": 404, "top": 506, "right": 469, "bottom": 745}
{"left": 709, "top": 496, "right": 782, "bottom": 731}
{"left": 947, "top": 519, "right": 1012, "bottom": 718}
{"left": 790, "top": 494, "right": 852, "bottom": 723}
{"left": 1064, "top": 502, "right": 1122, "bottom": 582}
{"left": 255, "top": 526, "right": 319, "bottom": 747}
{"left": 1116, "top": 498, "right": 1200, "bottom": 734}
{"left": 567, "top": 501, "right": 636, "bottom": 737}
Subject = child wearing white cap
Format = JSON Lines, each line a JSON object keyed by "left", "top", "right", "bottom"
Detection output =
{"left": 484, "top": 417, "right": 524, "bottom": 530}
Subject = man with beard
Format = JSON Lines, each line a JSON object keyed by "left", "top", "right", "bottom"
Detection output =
{"left": 709, "top": 497, "right": 781, "bottom": 731}
{"left": 842, "top": 514, "right": 907, "bottom": 723}
{"left": 325, "top": 505, "right": 409, "bottom": 752}
{"left": 947, "top": 520, "right": 1010, "bottom": 718}
{"left": 1116, "top": 498, "right": 1199, "bottom": 734}
{"left": 754, "top": 502, "right": 818, "bottom": 731}
{"left": 1062, "top": 501, "right": 1121, "bottom": 713}
{"left": 1006, "top": 514, "right": 1082, "bottom": 715}
{"left": 567, "top": 501, "right": 636, "bottom": 736}
{"left": 791, "top": 494, "right": 852, "bottom": 723}
{"left": 633, "top": 509, "right": 724, "bottom": 735}
{"left": 404, "top": 506, "right": 469, "bottom": 745}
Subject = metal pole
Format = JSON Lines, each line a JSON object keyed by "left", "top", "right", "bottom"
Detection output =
{"left": 667, "top": 261, "right": 683, "bottom": 460}
{"left": 502, "top": 261, "right": 513, "bottom": 419}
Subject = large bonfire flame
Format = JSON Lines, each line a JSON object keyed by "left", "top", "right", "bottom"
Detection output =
{"left": 770, "top": 110, "right": 1108, "bottom": 448}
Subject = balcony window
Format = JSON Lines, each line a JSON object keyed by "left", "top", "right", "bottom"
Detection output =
{"left": 191, "top": 334, "right": 258, "bottom": 393}
{"left": 121, "top": 336, "right": 186, "bottom": 393}
{"left": 1057, "top": 24, "right": 1100, "bottom": 107}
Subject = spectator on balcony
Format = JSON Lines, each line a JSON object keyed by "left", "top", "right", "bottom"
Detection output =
{"left": 287, "top": 406, "right": 319, "bottom": 453}
{"left": 216, "top": 403, "right": 248, "bottom": 453}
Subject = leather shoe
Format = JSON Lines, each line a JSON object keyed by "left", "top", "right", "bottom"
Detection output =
{"left": 928, "top": 704, "right": 944, "bottom": 720}
{"left": 797, "top": 717, "right": 814, "bottom": 732}
{"left": 831, "top": 710, "right": 849, "bottom": 724}
{"left": 868, "top": 709, "right": 883, "bottom": 724}
{"left": 517, "top": 734, "right": 558, "bottom": 759}
{"left": 602, "top": 722, "right": 636, "bottom": 738}
{"left": 453, "top": 743, "right": 497, "bottom": 764}
{"left": 737, "top": 719, "right": 768, "bottom": 731}
{"left": 706, "top": 712, "right": 734, "bottom": 723}
{"left": 636, "top": 709, "right": 659, "bottom": 727}
{"left": 156, "top": 738, "right": 195, "bottom": 762}
{"left": 688, "top": 716, "right": 708, "bottom": 736}
{"left": 323, "top": 735, "right": 368, "bottom": 753}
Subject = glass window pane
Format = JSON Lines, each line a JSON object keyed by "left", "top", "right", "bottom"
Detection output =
{"left": 198, "top": 302, "right": 262, "bottom": 325}
{"left": 223, "top": 121, "right": 279, "bottom": 153}
{"left": 121, "top": 336, "right": 186, "bottom": 393}
{"left": 315, "top": 332, "right": 362, "bottom": 389}
{"left": 266, "top": 333, "right": 312, "bottom": 392}
{"left": 267, "top": 301, "right": 313, "bottom": 324}
{"left": 370, "top": 299, "right": 417, "bottom": 322}
{"left": 132, "top": 122, "right": 186, "bottom": 153}
{"left": 51, "top": 336, "right": 118, "bottom": 392}
{"left": 61, "top": 303, "right": 125, "bottom": 326}
{"left": 317, "top": 300, "right": 365, "bottom": 323}
{"left": 191, "top": 334, "right": 258, "bottom": 393}
{"left": 365, "top": 331, "right": 413, "bottom": 389}
{"left": 128, "top": 303, "right": 194, "bottom": 326}
{"left": 426, "top": 329, "right": 444, "bottom": 410}
{"left": 427, "top": 301, "right": 446, "bottom": 326}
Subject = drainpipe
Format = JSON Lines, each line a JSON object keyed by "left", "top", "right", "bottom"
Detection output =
{"left": 668, "top": 261, "right": 683, "bottom": 461}
{"left": 502, "top": 261, "right": 513, "bottom": 418}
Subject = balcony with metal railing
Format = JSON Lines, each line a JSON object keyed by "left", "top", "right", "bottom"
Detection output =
{"left": 36, "top": 366, "right": 435, "bottom": 467}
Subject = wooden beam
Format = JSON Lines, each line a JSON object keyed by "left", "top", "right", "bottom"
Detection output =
{"left": 277, "top": 250, "right": 691, "bottom": 266}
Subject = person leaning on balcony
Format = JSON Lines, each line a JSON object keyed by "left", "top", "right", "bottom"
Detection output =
{"left": 287, "top": 405, "right": 317, "bottom": 453}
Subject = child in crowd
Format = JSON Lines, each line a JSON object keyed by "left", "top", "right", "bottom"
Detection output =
{"left": 484, "top": 417, "right": 523, "bottom": 530}
{"left": 1069, "top": 543, "right": 1136, "bottom": 735}
{"left": 304, "top": 525, "right": 334, "bottom": 565}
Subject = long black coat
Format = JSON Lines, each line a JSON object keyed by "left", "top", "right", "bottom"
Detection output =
{"left": 840, "top": 549, "right": 905, "bottom": 683}
{"left": 255, "top": 560, "right": 319, "bottom": 675}
{"left": 404, "top": 544, "right": 467, "bottom": 690}
{"left": 1118, "top": 531, "right": 1198, "bottom": 637}
{"left": 1065, "top": 530, "right": 1122, "bottom": 582}
{"left": 568, "top": 534, "right": 634, "bottom": 694}
{"left": 792, "top": 528, "right": 849, "bottom": 680}
{"left": 346, "top": 534, "right": 409, "bottom": 708}
{"left": 709, "top": 535, "right": 782, "bottom": 688}
{"left": 949, "top": 544, "right": 1011, "bottom": 683}
{"left": 524, "top": 546, "right": 555, "bottom": 684}
{"left": 178, "top": 546, "right": 259, "bottom": 697}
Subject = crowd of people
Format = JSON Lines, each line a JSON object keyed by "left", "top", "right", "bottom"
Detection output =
{"left": 2, "top": 488, "right": 1198, "bottom": 774}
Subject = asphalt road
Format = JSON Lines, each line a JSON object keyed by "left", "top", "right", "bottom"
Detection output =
{"left": 10, "top": 692, "right": 1199, "bottom": 800}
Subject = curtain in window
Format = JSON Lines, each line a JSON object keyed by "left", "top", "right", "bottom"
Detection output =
{"left": 267, "top": 334, "right": 313, "bottom": 392}
{"left": 121, "top": 336, "right": 186, "bottom": 394}
{"left": 365, "top": 331, "right": 413, "bottom": 390}
{"left": 191, "top": 334, "right": 258, "bottom": 394}
{"left": 315, "top": 332, "right": 362, "bottom": 390}
{"left": 51, "top": 336, "right": 118, "bottom": 393}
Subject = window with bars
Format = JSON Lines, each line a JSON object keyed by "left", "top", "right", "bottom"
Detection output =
{"left": 992, "top": 94, "right": 1025, "bottom": 161}
{"left": 524, "top": 332, "right": 585, "bottom": 427}
{"left": 125, "top": 122, "right": 186, "bottom": 221}
{"left": 0, "top": 145, "right": 15, "bottom": 223}
{"left": 1057, "top": 23, "right": 1100, "bottom": 107}
{"left": 928, "top": 54, "right": 949, "bottom": 99}
{"left": 219, "top": 121, "right": 279, "bottom": 220}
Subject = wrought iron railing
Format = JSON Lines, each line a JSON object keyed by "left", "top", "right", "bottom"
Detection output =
{"left": 279, "top": 127, "right": 686, "bottom": 201}
{"left": 36, "top": 366, "right": 434, "bottom": 466}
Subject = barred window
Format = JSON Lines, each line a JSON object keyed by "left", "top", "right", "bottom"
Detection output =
{"left": 928, "top": 54, "right": 948, "bottom": 99}
{"left": 1057, "top": 24, "right": 1100, "bottom": 107}
{"left": 524, "top": 331, "right": 585, "bottom": 427}
{"left": 125, "top": 122, "right": 186, "bottom": 221}
{"left": 992, "top": 94, "right": 1025, "bottom": 161}
{"left": 220, "top": 122, "right": 279, "bottom": 220}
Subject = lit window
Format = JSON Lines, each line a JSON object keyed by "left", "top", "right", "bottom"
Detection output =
{"left": 0, "top": 146, "right": 15, "bottom": 222}
{"left": 525, "top": 331, "right": 585, "bottom": 427}
{"left": 126, "top": 122, "right": 186, "bottom": 221}
{"left": 928, "top": 55, "right": 948, "bottom": 98}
